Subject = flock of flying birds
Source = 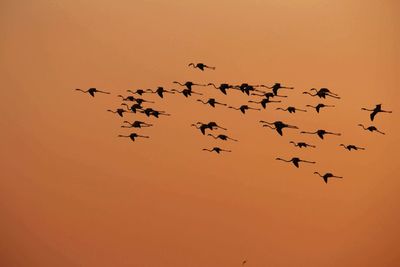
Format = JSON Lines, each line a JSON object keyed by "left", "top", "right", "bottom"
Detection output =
{"left": 75, "top": 62, "right": 392, "bottom": 184}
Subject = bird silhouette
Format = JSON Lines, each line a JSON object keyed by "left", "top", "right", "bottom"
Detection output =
{"left": 248, "top": 98, "right": 281, "bottom": 109}
{"left": 107, "top": 108, "right": 129, "bottom": 117}
{"left": 300, "top": 129, "right": 341, "bottom": 139}
{"left": 171, "top": 88, "right": 203, "bottom": 98}
{"left": 203, "top": 147, "right": 231, "bottom": 154}
{"left": 118, "top": 95, "right": 136, "bottom": 101}
{"left": 303, "top": 88, "right": 340, "bottom": 99}
{"left": 276, "top": 106, "right": 307, "bottom": 113}
{"left": 204, "top": 121, "right": 227, "bottom": 130}
{"left": 121, "top": 103, "right": 143, "bottom": 113}
{"left": 197, "top": 98, "right": 227, "bottom": 108}
{"left": 261, "top": 83, "right": 294, "bottom": 96}
{"left": 306, "top": 103, "right": 335, "bottom": 113}
{"left": 191, "top": 123, "right": 212, "bottom": 135}
{"left": 131, "top": 98, "right": 154, "bottom": 105}
{"left": 228, "top": 105, "right": 261, "bottom": 114}
{"left": 140, "top": 108, "right": 170, "bottom": 118}
{"left": 121, "top": 121, "right": 152, "bottom": 128}
{"left": 173, "top": 81, "right": 206, "bottom": 90}
{"left": 290, "top": 141, "right": 316, "bottom": 148}
{"left": 118, "top": 133, "right": 149, "bottom": 142}
{"left": 260, "top": 120, "right": 298, "bottom": 136}
{"left": 127, "top": 89, "right": 152, "bottom": 95}
{"left": 314, "top": 172, "right": 343, "bottom": 183}
{"left": 75, "top": 88, "right": 110, "bottom": 97}
{"left": 251, "top": 91, "right": 287, "bottom": 98}
{"left": 358, "top": 124, "right": 385, "bottom": 134}
{"left": 361, "top": 104, "right": 392, "bottom": 121}
{"left": 339, "top": 144, "right": 365, "bottom": 151}
{"left": 148, "top": 87, "right": 175, "bottom": 98}
{"left": 276, "top": 157, "right": 316, "bottom": 168}
{"left": 234, "top": 83, "right": 263, "bottom": 95}
{"left": 208, "top": 134, "right": 238, "bottom": 141}
{"left": 188, "top": 62, "right": 215, "bottom": 71}
{"left": 207, "top": 83, "right": 233, "bottom": 95}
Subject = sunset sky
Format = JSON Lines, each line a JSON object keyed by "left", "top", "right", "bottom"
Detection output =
{"left": 1, "top": 0, "right": 399, "bottom": 266}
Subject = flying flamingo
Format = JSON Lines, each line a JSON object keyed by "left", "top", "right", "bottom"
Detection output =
{"left": 75, "top": 88, "right": 110, "bottom": 97}
{"left": 300, "top": 129, "right": 341, "bottom": 139}
{"left": 207, "top": 83, "right": 234, "bottom": 95}
{"left": 251, "top": 91, "right": 287, "bottom": 99}
{"left": 173, "top": 81, "right": 206, "bottom": 90}
{"left": 202, "top": 121, "right": 227, "bottom": 130}
{"left": 306, "top": 103, "right": 335, "bottom": 113}
{"left": 188, "top": 62, "right": 215, "bottom": 71}
{"left": 276, "top": 157, "right": 316, "bottom": 168}
{"left": 303, "top": 88, "right": 340, "bottom": 99}
{"left": 339, "top": 144, "right": 365, "bottom": 151}
{"left": 276, "top": 106, "right": 307, "bottom": 113}
{"left": 203, "top": 147, "right": 232, "bottom": 154}
{"left": 248, "top": 98, "right": 281, "bottom": 109}
{"left": 228, "top": 105, "right": 261, "bottom": 114}
{"left": 121, "top": 103, "right": 143, "bottom": 113}
{"left": 171, "top": 88, "right": 203, "bottom": 98}
{"left": 127, "top": 89, "right": 152, "bottom": 95}
{"left": 148, "top": 87, "right": 175, "bottom": 98}
{"left": 208, "top": 134, "right": 238, "bottom": 141}
{"left": 314, "top": 172, "right": 343, "bottom": 184}
{"left": 234, "top": 83, "right": 264, "bottom": 95}
{"left": 358, "top": 124, "right": 385, "bottom": 134}
{"left": 121, "top": 121, "right": 153, "bottom": 128}
{"left": 118, "top": 133, "right": 149, "bottom": 142}
{"left": 289, "top": 141, "right": 316, "bottom": 148}
{"left": 260, "top": 120, "right": 298, "bottom": 136}
{"left": 191, "top": 123, "right": 212, "bottom": 135}
{"left": 260, "top": 83, "right": 294, "bottom": 96}
{"left": 140, "top": 108, "right": 170, "bottom": 118}
{"left": 107, "top": 108, "right": 129, "bottom": 117}
{"left": 361, "top": 104, "right": 392, "bottom": 121}
{"left": 197, "top": 98, "right": 227, "bottom": 108}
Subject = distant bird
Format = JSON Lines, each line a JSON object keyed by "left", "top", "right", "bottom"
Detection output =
{"left": 306, "top": 103, "right": 335, "bottom": 113}
{"left": 140, "top": 108, "right": 170, "bottom": 118}
{"left": 171, "top": 88, "right": 203, "bottom": 97}
{"left": 205, "top": 121, "right": 227, "bottom": 130}
{"left": 361, "top": 104, "right": 392, "bottom": 121}
{"left": 148, "top": 87, "right": 175, "bottom": 98}
{"left": 276, "top": 157, "right": 316, "bottom": 168}
{"left": 208, "top": 134, "right": 238, "bottom": 141}
{"left": 314, "top": 172, "right": 343, "bottom": 184}
{"left": 228, "top": 105, "right": 261, "bottom": 114}
{"left": 303, "top": 88, "right": 340, "bottom": 99}
{"left": 121, "top": 121, "right": 152, "bottom": 128}
{"left": 290, "top": 141, "right": 316, "bottom": 148}
{"left": 339, "top": 144, "right": 365, "bottom": 151}
{"left": 173, "top": 81, "right": 206, "bottom": 90}
{"left": 132, "top": 98, "right": 155, "bottom": 105}
{"left": 358, "top": 124, "right": 385, "bottom": 135}
{"left": 248, "top": 98, "right": 281, "bottom": 109}
{"left": 203, "top": 147, "right": 231, "bottom": 154}
{"left": 75, "top": 88, "right": 110, "bottom": 97}
{"left": 118, "top": 95, "right": 136, "bottom": 101}
{"left": 251, "top": 91, "right": 287, "bottom": 99}
{"left": 276, "top": 106, "right": 307, "bottom": 113}
{"left": 118, "top": 133, "right": 149, "bottom": 142}
{"left": 107, "top": 108, "right": 129, "bottom": 117}
{"left": 301, "top": 129, "right": 341, "bottom": 139}
{"left": 197, "top": 98, "right": 227, "bottom": 108}
{"left": 234, "top": 83, "right": 263, "bottom": 95}
{"left": 260, "top": 120, "right": 298, "bottom": 136}
{"left": 261, "top": 83, "right": 294, "bottom": 96}
{"left": 121, "top": 103, "right": 143, "bottom": 113}
{"left": 188, "top": 62, "right": 215, "bottom": 71}
{"left": 127, "top": 89, "right": 152, "bottom": 95}
{"left": 207, "top": 83, "right": 233, "bottom": 95}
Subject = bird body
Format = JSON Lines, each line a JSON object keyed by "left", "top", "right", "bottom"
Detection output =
{"left": 208, "top": 134, "right": 238, "bottom": 141}
{"left": 197, "top": 98, "right": 227, "bottom": 107}
{"left": 358, "top": 124, "right": 385, "bottom": 134}
{"left": 361, "top": 104, "right": 392, "bottom": 121}
{"left": 314, "top": 172, "right": 343, "bottom": 183}
{"left": 301, "top": 129, "right": 341, "bottom": 139}
{"left": 188, "top": 63, "right": 215, "bottom": 71}
{"left": 76, "top": 88, "right": 110, "bottom": 97}
{"left": 306, "top": 103, "right": 335, "bottom": 113}
{"left": 276, "top": 157, "right": 316, "bottom": 168}
{"left": 339, "top": 144, "right": 365, "bottom": 151}
{"left": 260, "top": 120, "right": 298, "bottom": 136}
{"left": 118, "top": 133, "right": 149, "bottom": 142}
{"left": 290, "top": 141, "right": 315, "bottom": 148}
{"left": 203, "top": 147, "right": 231, "bottom": 154}
{"left": 229, "top": 105, "right": 260, "bottom": 114}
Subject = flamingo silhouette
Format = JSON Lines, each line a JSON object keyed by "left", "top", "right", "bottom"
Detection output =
{"left": 188, "top": 63, "right": 215, "bottom": 71}
{"left": 306, "top": 103, "right": 335, "bottom": 113}
{"left": 207, "top": 83, "right": 233, "bottom": 95}
{"left": 228, "top": 105, "right": 261, "bottom": 114}
{"left": 300, "top": 129, "right": 341, "bottom": 139}
{"left": 148, "top": 87, "right": 175, "bottom": 98}
{"left": 107, "top": 108, "right": 129, "bottom": 117}
{"left": 303, "top": 88, "right": 340, "bottom": 99}
{"left": 361, "top": 104, "right": 392, "bottom": 121}
{"left": 248, "top": 98, "right": 281, "bottom": 109}
{"left": 290, "top": 141, "right": 316, "bottom": 148}
{"left": 205, "top": 121, "right": 227, "bottom": 130}
{"left": 251, "top": 91, "right": 287, "bottom": 99}
{"left": 121, "top": 103, "right": 143, "bottom": 113}
{"left": 203, "top": 147, "right": 232, "bottom": 154}
{"left": 276, "top": 106, "right": 307, "bottom": 113}
{"left": 121, "top": 121, "right": 152, "bottom": 128}
{"left": 191, "top": 123, "right": 212, "bottom": 135}
{"left": 358, "top": 124, "right": 385, "bottom": 134}
{"left": 276, "top": 157, "right": 316, "bottom": 168}
{"left": 260, "top": 120, "right": 298, "bottom": 136}
{"left": 339, "top": 144, "right": 365, "bottom": 151}
{"left": 75, "top": 88, "right": 110, "bottom": 97}
{"left": 314, "top": 172, "right": 343, "bottom": 184}
{"left": 118, "top": 95, "right": 136, "bottom": 101}
{"left": 118, "top": 133, "right": 149, "bottom": 142}
{"left": 208, "top": 134, "right": 238, "bottom": 141}
{"left": 127, "top": 89, "right": 152, "bottom": 95}
{"left": 234, "top": 83, "right": 263, "bottom": 95}
{"left": 173, "top": 81, "right": 206, "bottom": 90}
{"left": 132, "top": 98, "right": 154, "bottom": 105}
{"left": 197, "top": 98, "right": 227, "bottom": 108}
{"left": 261, "top": 83, "right": 294, "bottom": 96}
{"left": 140, "top": 108, "right": 170, "bottom": 118}
{"left": 171, "top": 88, "right": 203, "bottom": 98}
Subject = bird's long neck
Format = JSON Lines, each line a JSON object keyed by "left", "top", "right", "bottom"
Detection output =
{"left": 303, "top": 92, "right": 316, "bottom": 96}
{"left": 277, "top": 158, "right": 290, "bottom": 162}
{"left": 209, "top": 83, "right": 218, "bottom": 89}
{"left": 314, "top": 172, "right": 323, "bottom": 177}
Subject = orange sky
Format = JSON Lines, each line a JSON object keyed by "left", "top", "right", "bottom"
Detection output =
{"left": 1, "top": 0, "right": 400, "bottom": 266}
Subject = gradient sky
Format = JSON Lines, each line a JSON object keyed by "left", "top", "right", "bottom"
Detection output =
{"left": 1, "top": 0, "right": 399, "bottom": 266}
